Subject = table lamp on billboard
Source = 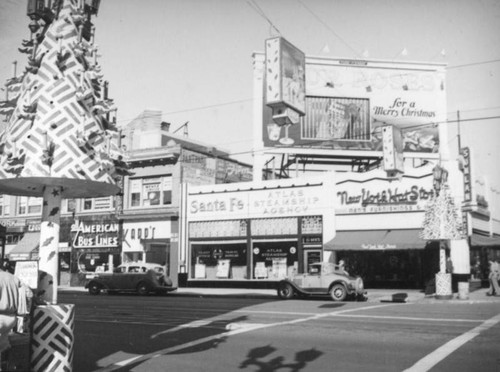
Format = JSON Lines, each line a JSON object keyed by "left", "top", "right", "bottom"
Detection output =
{"left": 382, "top": 125, "right": 404, "bottom": 179}
{"left": 265, "top": 37, "right": 305, "bottom": 145}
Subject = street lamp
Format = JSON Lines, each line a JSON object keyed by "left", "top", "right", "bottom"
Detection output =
{"left": 84, "top": 0, "right": 100, "bottom": 15}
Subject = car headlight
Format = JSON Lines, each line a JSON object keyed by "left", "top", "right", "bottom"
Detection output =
{"left": 356, "top": 278, "right": 364, "bottom": 292}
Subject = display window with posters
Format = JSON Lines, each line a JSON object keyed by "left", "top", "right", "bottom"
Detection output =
{"left": 252, "top": 240, "right": 298, "bottom": 280}
{"left": 191, "top": 242, "right": 247, "bottom": 280}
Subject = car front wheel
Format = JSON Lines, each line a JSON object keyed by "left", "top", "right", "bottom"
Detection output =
{"left": 88, "top": 282, "right": 102, "bottom": 295}
{"left": 137, "top": 282, "right": 151, "bottom": 296}
{"left": 277, "top": 282, "right": 294, "bottom": 299}
{"left": 330, "top": 283, "right": 347, "bottom": 301}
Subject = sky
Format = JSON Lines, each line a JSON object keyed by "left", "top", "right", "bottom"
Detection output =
{"left": 1, "top": 0, "right": 499, "bottom": 190}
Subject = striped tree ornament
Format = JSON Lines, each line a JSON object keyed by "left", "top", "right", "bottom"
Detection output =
{"left": 31, "top": 304, "right": 75, "bottom": 372}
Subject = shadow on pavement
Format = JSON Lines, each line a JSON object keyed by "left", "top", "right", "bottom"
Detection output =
{"left": 239, "top": 345, "right": 323, "bottom": 372}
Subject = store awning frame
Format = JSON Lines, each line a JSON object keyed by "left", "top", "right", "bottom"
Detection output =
{"left": 471, "top": 233, "right": 500, "bottom": 247}
{"left": 8, "top": 232, "right": 40, "bottom": 261}
{"left": 326, "top": 229, "right": 429, "bottom": 251}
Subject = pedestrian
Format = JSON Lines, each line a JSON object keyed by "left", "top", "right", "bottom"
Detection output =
{"left": 446, "top": 257, "right": 454, "bottom": 274}
{"left": 0, "top": 264, "right": 22, "bottom": 357}
{"left": 486, "top": 258, "right": 500, "bottom": 296}
{"left": 338, "top": 260, "right": 348, "bottom": 275}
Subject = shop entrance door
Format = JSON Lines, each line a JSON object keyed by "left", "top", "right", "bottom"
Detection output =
{"left": 146, "top": 243, "right": 169, "bottom": 275}
{"left": 304, "top": 249, "right": 322, "bottom": 274}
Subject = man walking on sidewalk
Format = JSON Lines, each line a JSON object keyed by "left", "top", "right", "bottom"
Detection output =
{"left": 486, "top": 258, "right": 500, "bottom": 296}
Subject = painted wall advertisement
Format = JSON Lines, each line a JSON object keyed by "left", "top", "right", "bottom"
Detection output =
{"left": 262, "top": 60, "right": 446, "bottom": 156}
{"left": 181, "top": 149, "right": 252, "bottom": 186}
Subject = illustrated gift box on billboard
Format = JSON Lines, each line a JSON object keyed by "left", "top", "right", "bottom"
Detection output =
{"left": 265, "top": 37, "right": 306, "bottom": 145}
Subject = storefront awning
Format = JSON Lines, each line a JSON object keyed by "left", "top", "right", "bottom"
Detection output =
{"left": 8, "top": 232, "right": 40, "bottom": 261}
{"left": 326, "top": 229, "right": 428, "bottom": 251}
{"left": 471, "top": 233, "right": 500, "bottom": 247}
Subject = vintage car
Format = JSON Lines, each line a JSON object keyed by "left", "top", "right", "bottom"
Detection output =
{"left": 277, "top": 262, "right": 367, "bottom": 301}
{"left": 85, "top": 262, "right": 177, "bottom": 295}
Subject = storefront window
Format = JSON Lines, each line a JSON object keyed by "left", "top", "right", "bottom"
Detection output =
{"left": 338, "top": 250, "right": 428, "bottom": 289}
{"left": 252, "top": 240, "right": 298, "bottom": 280}
{"left": 191, "top": 242, "right": 247, "bottom": 280}
{"left": 76, "top": 252, "right": 110, "bottom": 273}
{"left": 129, "top": 176, "right": 172, "bottom": 208}
{"left": 123, "top": 252, "right": 143, "bottom": 263}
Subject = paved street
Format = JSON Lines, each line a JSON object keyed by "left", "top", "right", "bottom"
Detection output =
{"left": 60, "top": 290, "right": 500, "bottom": 372}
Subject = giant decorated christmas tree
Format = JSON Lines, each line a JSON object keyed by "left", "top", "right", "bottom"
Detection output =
{"left": 0, "top": 0, "right": 128, "bottom": 369}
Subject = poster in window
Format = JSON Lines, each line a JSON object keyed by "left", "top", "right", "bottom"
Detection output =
{"left": 254, "top": 262, "right": 268, "bottom": 279}
{"left": 271, "top": 258, "right": 287, "bottom": 279}
{"left": 143, "top": 183, "right": 160, "bottom": 206}
{"left": 216, "top": 259, "right": 230, "bottom": 278}
{"left": 194, "top": 263, "right": 206, "bottom": 279}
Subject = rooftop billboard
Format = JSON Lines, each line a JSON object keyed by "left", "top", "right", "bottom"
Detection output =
{"left": 261, "top": 58, "right": 446, "bottom": 157}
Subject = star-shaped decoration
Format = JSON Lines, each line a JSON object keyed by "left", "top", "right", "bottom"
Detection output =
{"left": 51, "top": 188, "right": 60, "bottom": 197}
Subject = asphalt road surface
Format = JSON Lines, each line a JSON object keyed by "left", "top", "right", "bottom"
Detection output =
{"left": 61, "top": 292, "right": 500, "bottom": 372}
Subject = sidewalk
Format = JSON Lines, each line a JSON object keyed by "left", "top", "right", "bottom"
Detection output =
{"left": 58, "top": 285, "right": 500, "bottom": 303}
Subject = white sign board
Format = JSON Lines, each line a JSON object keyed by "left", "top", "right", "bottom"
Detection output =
{"left": 14, "top": 260, "right": 38, "bottom": 289}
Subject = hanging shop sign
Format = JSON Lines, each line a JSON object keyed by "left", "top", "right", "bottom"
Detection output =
{"left": 71, "top": 220, "right": 119, "bottom": 249}
{"left": 335, "top": 168, "right": 434, "bottom": 215}
{"left": 461, "top": 147, "right": 472, "bottom": 203}
{"left": 460, "top": 147, "right": 490, "bottom": 218}
{"left": 382, "top": 125, "right": 404, "bottom": 178}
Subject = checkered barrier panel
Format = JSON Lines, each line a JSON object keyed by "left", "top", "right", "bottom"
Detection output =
{"left": 435, "top": 272, "right": 452, "bottom": 296}
{"left": 31, "top": 304, "right": 75, "bottom": 372}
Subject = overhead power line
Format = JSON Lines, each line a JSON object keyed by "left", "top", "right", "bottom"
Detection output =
{"left": 296, "top": 0, "right": 362, "bottom": 59}
{"left": 246, "top": 0, "right": 281, "bottom": 36}
{"left": 447, "top": 59, "right": 500, "bottom": 70}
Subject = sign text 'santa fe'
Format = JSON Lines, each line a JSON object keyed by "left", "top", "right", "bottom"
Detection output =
{"left": 190, "top": 198, "right": 244, "bottom": 214}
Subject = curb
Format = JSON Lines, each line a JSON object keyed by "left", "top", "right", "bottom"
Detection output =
{"left": 58, "top": 287, "right": 500, "bottom": 303}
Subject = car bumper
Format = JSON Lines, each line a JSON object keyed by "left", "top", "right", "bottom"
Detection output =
{"left": 156, "top": 286, "right": 178, "bottom": 293}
